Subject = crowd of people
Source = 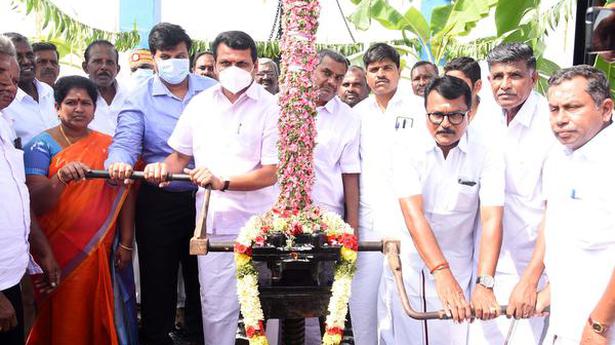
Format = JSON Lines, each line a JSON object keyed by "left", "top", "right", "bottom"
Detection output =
{"left": 0, "top": 19, "right": 613, "bottom": 345}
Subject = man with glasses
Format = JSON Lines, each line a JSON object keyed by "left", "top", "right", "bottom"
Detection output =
{"left": 387, "top": 75, "right": 504, "bottom": 345}
{"left": 468, "top": 43, "right": 554, "bottom": 345}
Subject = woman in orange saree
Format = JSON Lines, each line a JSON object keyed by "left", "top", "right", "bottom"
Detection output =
{"left": 23, "top": 76, "right": 136, "bottom": 345}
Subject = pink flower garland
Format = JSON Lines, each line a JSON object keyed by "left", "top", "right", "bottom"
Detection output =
{"left": 275, "top": 0, "right": 320, "bottom": 211}
{"left": 234, "top": 2, "right": 357, "bottom": 344}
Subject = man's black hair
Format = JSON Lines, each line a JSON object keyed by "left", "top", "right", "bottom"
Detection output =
{"left": 443, "top": 56, "right": 481, "bottom": 84}
{"left": 363, "top": 43, "right": 400, "bottom": 69}
{"left": 424, "top": 75, "right": 472, "bottom": 109}
{"left": 211, "top": 31, "right": 257, "bottom": 62}
{"left": 148, "top": 22, "right": 192, "bottom": 56}
{"left": 32, "top": 42, "right": 60, "bottom": 60}
{"left": 487, "top": 42, "right": 536, "bottom": 71}
{"left": 83, "top": 40, "right": 118, "bottom": 64}
{"left": 192, "top": 51, "right": 214, "bottom": 68}
{"left": 411, "top": 61, "right": 439, "bottom": 76}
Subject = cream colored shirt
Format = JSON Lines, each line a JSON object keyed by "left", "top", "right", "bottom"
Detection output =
{"left": 168, "top": 82, "right": 279, "bottom": 235}
{"left": 543, "top": 124, "right": 615, "bottom": 345}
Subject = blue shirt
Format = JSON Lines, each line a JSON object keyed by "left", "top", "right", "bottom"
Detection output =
{"left": 105, "top": 74, "right": 216, "bottom": 191}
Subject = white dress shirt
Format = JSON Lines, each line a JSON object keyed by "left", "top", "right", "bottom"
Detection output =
{"left": 357, "top": 90, "right": 426, "bottom": 240}
{"left": 89, "top": 82, "right": 129, "bottom": 136}
{"left": 3, "top": 79, "right": 58, "bottom": 145}
{"left": 313, "top": 96, "right": 360, "bottom": 215}
{"left": 394, "top": 132, "right": 505, "bottom": 281}
{"left": 543, "top": 124, "right": 615, "bottom": 345}
{"left": 168, "top": 82, "right": 279, "bottom": 236}
{"left": 472, "top": 92, "right": 555, "bottom": 274}
{"left": 0, "top": 112, "right": 31, "bottom": 290}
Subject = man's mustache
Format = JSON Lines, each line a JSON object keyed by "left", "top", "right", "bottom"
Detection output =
{"left": 436, "top": 128, "right": 455, "bottom": 135}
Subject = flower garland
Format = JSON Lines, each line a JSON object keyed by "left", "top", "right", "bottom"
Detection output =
{"left": 234, "top": 1, "right": 358, "bottom": 344}
{"left": 235, "top": 208, "right": 358, "bottom": 345}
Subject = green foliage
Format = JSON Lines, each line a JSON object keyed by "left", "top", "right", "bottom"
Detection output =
{"left": 191, "top": 40, "right": 365, "bottom": 60}
{"left": 594, "top": 56, "right": 615, "bottom": 98}
{"left": 12, "top": 0, "right": 140, "bottom": 52}
{"left": 348, "top": 0, "right": 574, "bottom": 94}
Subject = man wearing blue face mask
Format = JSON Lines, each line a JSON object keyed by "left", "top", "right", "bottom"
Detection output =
{"left": 142, "top": 30, "right": 279, "bottom": 345}
{"left": 105, "top": 22, "right": 216, "bottom": 345}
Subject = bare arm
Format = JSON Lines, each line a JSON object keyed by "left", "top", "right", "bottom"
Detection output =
{"left": 214, "top": 164, "right": 277, "bottom": 191}
{"left": 26, "top": 162, "right": 91, "bottom": 215}
{"left": 114, "top": 188, "right": 136, "bottom": 270}
{"left": 26, "top": 174, "right": 66, "bottom": 215}
{"left": 399, "top": 195, "right": 472, "bottom": 322}
{"left": 475, "top": 205, "right": 503, "bottom": 277}
{"left": 507, "top": 213, "right": 547, "bottom": 318}
{"left": 581, "top": 269, "right": 615, "bottom": 344}
{"left": 471, "top": 205, "right": 503, "bottom": 320}
{"left": 28, "top": 213, "right": 60, "bottom": 291}
{"left": 342, "top": 173, "right": 359, "bottom": 234}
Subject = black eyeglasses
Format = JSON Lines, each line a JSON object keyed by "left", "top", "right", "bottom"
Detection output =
{"left": 426, "top": 110, "right": 468, "bottom": 125}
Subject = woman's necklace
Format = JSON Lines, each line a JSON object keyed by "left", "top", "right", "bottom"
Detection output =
{"left": 59, "top": 125, "right": 87, "bottom": 145}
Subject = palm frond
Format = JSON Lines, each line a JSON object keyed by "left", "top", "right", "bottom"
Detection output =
{"left": 11, "top": 0, "right": 140, "bottom": 51}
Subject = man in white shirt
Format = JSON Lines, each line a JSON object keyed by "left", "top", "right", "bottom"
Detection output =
{"left": 312, "top": 49, "right": 360, "bottom": 228}
{"left": 0, "top": 35, "right": 59, "bottom": 345}
{"left": 83, "top": 40, "right": 127, "bottom": 136}
{"left": 461, "top": 44, "right": 554, "bottom": 345}
{"left": 143, "top": 31, "right": 278, "bottom": 345}
{"left": 533, "top": 65, "right": 615, "bottom": 345}
{"left": 1, "top": 33, "right": 57, "bottom": 145}
{"left": 353, "top": 43, "right": 425, "bottom": 345}
{"left": 390, "top": 75, "right": 504, "bottom": 345}
{"left": 338, "top": 65, "right": 369, "bottom": 108}
{"left": 443, "top": 57, "right": 496, "bottom": 138}
{"left": 301, "top": 49, "right": 361, "bottom": 345}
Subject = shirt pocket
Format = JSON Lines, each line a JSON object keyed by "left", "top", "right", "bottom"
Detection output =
{"left": 571, "top": 184, "right": 615, "bottom": 250}
{"left": 451, "top": 179, "right": 479, "bottom": 212}
{"left": 232, "top": 122, "right": 261, "bottom": 162}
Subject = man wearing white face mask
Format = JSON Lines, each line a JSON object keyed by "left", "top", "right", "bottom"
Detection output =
{"left": 106, "top": 23, "right": 216, "bottom": 345}
{"left": 143, "top": 30, "right": 279, "bottom": 345}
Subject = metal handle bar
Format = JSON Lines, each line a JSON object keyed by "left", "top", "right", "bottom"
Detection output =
{"left": 384, "top": 240, "right": 548, "bottom": 320}
{"left": 85, "top": 169, "right": 192, "bottom": 182}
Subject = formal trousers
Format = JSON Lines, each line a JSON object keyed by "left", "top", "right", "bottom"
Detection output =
{"left": 135, "top": 183, "right": 203, "bottom": 345}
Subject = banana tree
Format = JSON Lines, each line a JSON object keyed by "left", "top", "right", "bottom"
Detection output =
{"left": 348, "top": 0, "right": 574, "bottom": 94}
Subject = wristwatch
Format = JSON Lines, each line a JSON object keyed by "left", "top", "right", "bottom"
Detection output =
{"left": 588, "top": 316, "right": 610, "bottom": 335}
{"left": 476, "top": 275, "right": 495, "bottom": 289}
{"left": 220, "top": 179, "right": 230, "bottom": 192}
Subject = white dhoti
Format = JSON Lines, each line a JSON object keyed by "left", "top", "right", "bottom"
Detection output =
{"left": 349, "top": 225, "right": 383, "bottom": 345}
{"left": 467, "top": 272, "right": 548, "bottom": 345}
{"left": 198, "top": 235, "right": 240, "bottom": 345}
{"left": 380, "top": 243, "right": 472, "bottom": 345}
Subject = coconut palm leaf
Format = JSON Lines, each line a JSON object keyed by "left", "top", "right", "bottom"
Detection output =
{"left": 11, "top": 0, "right": 140, "bottom": 51}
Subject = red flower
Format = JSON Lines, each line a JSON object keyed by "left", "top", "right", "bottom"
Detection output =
{"left": 291, "top": 221, "right": 303, "bottom": 236}
{"left": 326, "top": 326, "right": 344, "bottom": 336}
{"left": 246, "top": 320, "right": 265, "bottom": 338}
{"left": 327, "top": 233, "right": 338, "bottom": 244}
{"left": 340, "top": 233, "right": 358, "bottom": 251}
{"left": 254, "top": 236, "right": 266, "bottom": 246}
{"left": 234, "top": 242, "right": 253, "bottom": 256}
{"left": 260, "top": 225, "right": 271, "bottom": 234}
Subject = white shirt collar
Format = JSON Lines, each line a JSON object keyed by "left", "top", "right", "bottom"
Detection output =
{"left": 505, "top": 91, "right": 538, "bottom": 128}
{"left": 15, "top": 79, "right": 53, "bottom": 103}
{"left": 567, "top": 123, "right": 614, "bottom": 160}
